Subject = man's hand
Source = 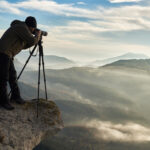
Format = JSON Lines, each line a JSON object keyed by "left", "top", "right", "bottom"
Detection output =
{"left": 35, "top": 30, "right": 42, "bottom": 41}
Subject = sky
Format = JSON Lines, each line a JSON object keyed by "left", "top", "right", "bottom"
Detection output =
{"left": 0, "top": 0, "right": 150, "bottom": 62}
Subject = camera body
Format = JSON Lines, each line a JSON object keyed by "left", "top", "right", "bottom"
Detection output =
{"left": 34, "top": 28, "right": 48, "bottom": 36}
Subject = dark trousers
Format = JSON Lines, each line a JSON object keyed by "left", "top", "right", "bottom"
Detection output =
{"left": 0, "top": 53, "right": 20, "bottom": 103}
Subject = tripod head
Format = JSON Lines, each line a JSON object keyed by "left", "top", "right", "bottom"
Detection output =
{"left": 38, "top": 36, "right": 44, "bottom": 56}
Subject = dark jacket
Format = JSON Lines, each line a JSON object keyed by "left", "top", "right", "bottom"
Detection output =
{"left": 0, "top": 20, "right": 39, "bottom": 58}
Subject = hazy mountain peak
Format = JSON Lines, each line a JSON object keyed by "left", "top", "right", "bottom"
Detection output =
{"left": 117, "top": 52, "right": 149, "bottom": 59}
{"left": 44, "top": 55, "right": 75, "bottom": 63}
{"left": 103, "top": 59, "right": 150, "bottom": 71}
{"left": 89, "top": 52, "right": 150, "bottom": 67}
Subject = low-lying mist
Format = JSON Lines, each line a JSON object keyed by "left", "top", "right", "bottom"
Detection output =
{"left": 15, "top": 60, "right": 150, "bottom": 149}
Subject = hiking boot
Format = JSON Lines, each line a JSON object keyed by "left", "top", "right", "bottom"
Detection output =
{"left": 1, "top": 102, "right": 15, "bottom": 110}
{"left": 10, "top": 97, "right": 26, "bottom": 104}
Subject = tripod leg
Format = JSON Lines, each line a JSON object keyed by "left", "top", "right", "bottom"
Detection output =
{"left": 17, "top": 44, "right": 38, "bottom": 81}
{"left": 37, "top": 54, "right": 42, "bottom": 118}
{"left": 41, "top": 55, "right": 48, "bottom": 100}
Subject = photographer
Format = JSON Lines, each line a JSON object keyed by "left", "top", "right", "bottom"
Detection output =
{"left": 0, "top": 16, "right": 41, "bottom": 110}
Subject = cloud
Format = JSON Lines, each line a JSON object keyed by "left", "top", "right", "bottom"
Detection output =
{"left": 0, "top": 29, "right": 4, "bottom": 35}
{"left": 1, "top": 0, "right": 150, "bottom": 60}
{"left": 109, "top": 0, "right": 142, "bottom": 3}
{"left": 77, "top": 2, "right": 86, "bottom": 5}
{"left": 45, "top": 82, "right": 97, "bottom": 105}
{"left": 87, "top": 120, "right": 150, "bottom": 142}
{"left": 37, "top": 23, "right": 150, "bottom": 61}
{"left": 1, "top": 0, "right": 150, "bottom": 32}
{"left": 13, "top": 0, "right": 95, "bottom": 18}
{"left": 10, "top": 1, "right": 150, "bottom": 32}
{"left": 0, "top": 0, "right": 23, "bottom": 15}
{"left": 14, "top": 0, "right": 75, "bottom": 16}
{"left": 96, "top": 5, "right": 150, "bottom": 31}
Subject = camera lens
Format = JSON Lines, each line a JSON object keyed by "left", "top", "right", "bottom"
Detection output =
{"left": 41, "top": 31, "right": 48, "bottom": 36}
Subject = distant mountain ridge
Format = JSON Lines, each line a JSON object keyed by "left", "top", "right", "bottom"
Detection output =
{"left": 103, "top": 59, "right": 150, "bottom": 71}
{"left": 17, "top": 52, "right": 75, "bottom": 64}
{"left": 44, "top": 55, "right": 75, "bottom": 64}
{"left": 90, "top": 52, "right": 150, "bottom": 67}
{"left": 109, "top": 52, "right": 149, "bottom": 60}
{"left": 43, "top": 55, "right": 76, "bottom": 69}
{"left": 16, "top": 52, "right": 76, "bottom": 69}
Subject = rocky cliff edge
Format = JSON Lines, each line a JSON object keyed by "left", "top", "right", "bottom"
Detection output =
{"left": 0, "top": 99, "right": 64, "bottom": 150}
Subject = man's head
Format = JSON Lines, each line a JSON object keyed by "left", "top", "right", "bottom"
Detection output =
{"left": 25, "top": 16, "right": 37, "bottom": 33}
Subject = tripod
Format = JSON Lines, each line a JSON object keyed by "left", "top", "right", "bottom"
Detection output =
{"left": 37, "top": 38, "right": 48, "bottom": 117}
{"left": 9, "top": 37, "right": 48, "bottom": 118}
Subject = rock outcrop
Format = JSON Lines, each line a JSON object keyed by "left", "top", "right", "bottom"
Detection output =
{"left": 0, "top": 99, "right": 64, "bottom": 150}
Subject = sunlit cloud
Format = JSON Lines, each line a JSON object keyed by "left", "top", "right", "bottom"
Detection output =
{"left": 1, "top": 0, "right": 150, "bottom": 32}
{"left": 13, "top": 0, "right": 96, "bottom": 18}
{"left": 1, "top": 0, "right": 150, "bottom": 60}
{"left": 37, "top": 23, "right": 150, "bottom": 61}
{"left": 87, "top": 120, "right": 150, "bottom": 142}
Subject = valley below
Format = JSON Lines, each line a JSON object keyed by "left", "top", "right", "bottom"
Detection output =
{"left": 15, "top": 57, "right": 150, "bottom": 150}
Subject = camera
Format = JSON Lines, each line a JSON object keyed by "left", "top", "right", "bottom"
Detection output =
{"left": 34, "top": 28, "right": 48, "bottom": 36}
